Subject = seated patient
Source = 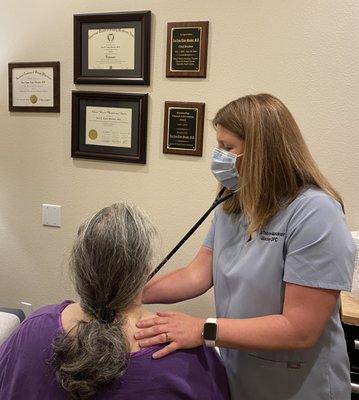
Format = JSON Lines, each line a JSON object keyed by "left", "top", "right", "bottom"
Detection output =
{"left": 0, "top": 203, "right": 230, "bottom": 400}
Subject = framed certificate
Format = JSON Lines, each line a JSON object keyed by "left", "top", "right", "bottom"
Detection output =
{"left": 72, "top": 91, "right": 148, "bottom": 164}
{"left": 74, "top": 11, "right": 151, "bottom": 85}
{"left": 163, "top": 101, "right": 205, "bottom": 156}
{"left": 166, "top": 21, "right": 209, "bottom": 78}
{"left": 8, "top": 62, "right": 60, "bottom": 112}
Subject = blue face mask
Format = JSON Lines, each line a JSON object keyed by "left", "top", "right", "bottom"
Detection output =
{"left": 211, "top": 147, "right": 243, "bottom": 191}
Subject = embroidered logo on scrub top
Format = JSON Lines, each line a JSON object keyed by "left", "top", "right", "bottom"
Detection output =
{"left": 259, "top": 230, "right": 285, "bottom": 243}
{"left": 287, "top": 362, "right": 302, "bottom": 369}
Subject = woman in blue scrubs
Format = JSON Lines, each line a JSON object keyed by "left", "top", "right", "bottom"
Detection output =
{"left": 136, "top": 93, "right": 356, "bottom": 399}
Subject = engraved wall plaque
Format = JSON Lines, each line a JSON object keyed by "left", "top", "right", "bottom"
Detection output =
{"left": 166, "top": 21, "right": 208, "bottom": 78}
{"left": 163, "top": 101, "right": 205, "bottom": 156}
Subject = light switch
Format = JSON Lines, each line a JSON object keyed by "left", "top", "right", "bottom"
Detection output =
{"left": 42, "top": 204, "right": 62, "bottom": 227}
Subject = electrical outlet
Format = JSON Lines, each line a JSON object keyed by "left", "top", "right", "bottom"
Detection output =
{"left": 42, "top": 204, "right": 62, "bottom": 227}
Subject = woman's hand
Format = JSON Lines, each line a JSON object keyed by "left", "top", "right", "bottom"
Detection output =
{"left": 135, "top": 311, "right": 205, "bottom": 359}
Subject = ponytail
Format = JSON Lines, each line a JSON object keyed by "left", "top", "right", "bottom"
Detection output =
{"left": 52, "top": 315, "right": 129, "bottom": 399}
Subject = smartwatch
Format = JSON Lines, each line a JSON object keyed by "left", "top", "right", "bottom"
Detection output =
{"left": 202, "top": 318, "right": 218, "bottom": 347}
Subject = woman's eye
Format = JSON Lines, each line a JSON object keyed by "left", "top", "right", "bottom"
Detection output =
{"left": 218, "top": 143, "right": 231, "bottom": 151}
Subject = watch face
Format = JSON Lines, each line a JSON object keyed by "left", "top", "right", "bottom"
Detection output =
{"left": 204, "top": 322, "right": 217, "bottom": 340}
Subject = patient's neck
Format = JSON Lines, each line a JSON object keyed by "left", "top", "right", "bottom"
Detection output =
{"left": 120, "top": 301, "right": 146, "bottom": 325}
{"left": 122, "top": 295, "right": 143, "bottom": 318}
{"left": 61, "top": 298, "right": 154, "bottom": 352}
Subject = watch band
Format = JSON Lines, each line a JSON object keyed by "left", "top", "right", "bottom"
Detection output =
{"left": 203, "top": 317, "right": 217, "bottom": 347}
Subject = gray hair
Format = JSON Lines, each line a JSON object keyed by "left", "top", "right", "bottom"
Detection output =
{"left": 52, "top": 202, "right": 157, "bottom": 399}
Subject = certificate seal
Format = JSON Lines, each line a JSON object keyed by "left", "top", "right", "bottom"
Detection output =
{"left": 30, "top": 95, "right": 38, "bottom": 104}
{"left": 88, "top": 129, "right": 98, "bottom": 140}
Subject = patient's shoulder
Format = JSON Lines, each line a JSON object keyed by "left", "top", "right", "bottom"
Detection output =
{"left": 2, "top": 300, "right": 72, "bottom": 350}
{"left": 172, "top": 346, "right": 227, "bottom": 375}
{"left": 28, "top": 300, "right": 73, "bottom": 320}
{"left": 167, "top": 346, "right": 230, "bottom": 398}
{"left": 121, "top": 345, "right": 230, "bottom": 399}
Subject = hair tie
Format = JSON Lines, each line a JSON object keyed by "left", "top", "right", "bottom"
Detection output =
{"left": 98, "top": 306, "right": 116, "bottom": 324}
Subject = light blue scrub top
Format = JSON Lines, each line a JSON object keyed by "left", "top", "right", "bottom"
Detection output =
{"left": 204, "top": 187, "right": 356, "bottom": 400}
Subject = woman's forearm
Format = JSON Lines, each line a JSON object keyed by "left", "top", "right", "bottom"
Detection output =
{"left": 142, "top": 246, "right": 213, "bottom": 304}
{"left": 216, "top": 315, "right": 316, "bottom": 351}
{"left": 142, "top": 266, "right": 211, "bottom": 304}
{"left": 214, "top": 285, "right": 337, "bottom": 352}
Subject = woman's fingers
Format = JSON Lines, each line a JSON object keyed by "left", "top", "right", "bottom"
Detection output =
{"left": 156, "top": 311, "right": 176, "bottom": 317}
{"left": 152, "top": 342, "right": 178, "bottom": 359}
{"left": 136, "top": 316, "right": 168, "bottom": 328}
{"left": 138, "top": 332, "right": 169, "bottom": 348}
{"left": 135, "top": 323, "right": 168, "bottom": 340}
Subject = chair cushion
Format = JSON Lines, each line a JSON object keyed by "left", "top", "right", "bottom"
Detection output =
{"left": 0, "top": 312, "right": 20, "bottom": 345}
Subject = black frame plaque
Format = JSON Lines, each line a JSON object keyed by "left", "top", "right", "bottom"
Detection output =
{"left": 166, "top": 21, "right": 209, "bottom": 78}
{"left": 74, "top": 11, "right": 151, "bottom": 85}
{"left": 72, "top": 91, "right": 148, "bottom": 164}
{"left": 8, "top": 61, "right": 60, "bottom": 112}
{"left": 163, "top": 101, "right": 205, "bottom": 156}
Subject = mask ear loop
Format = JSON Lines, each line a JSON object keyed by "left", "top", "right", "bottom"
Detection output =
{"left": 147, "top": 188, "right": 236, "bottom": 281}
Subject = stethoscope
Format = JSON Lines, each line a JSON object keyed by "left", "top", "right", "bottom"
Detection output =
{"left": 147, "top": 187, "right": 237, "bottom": 281}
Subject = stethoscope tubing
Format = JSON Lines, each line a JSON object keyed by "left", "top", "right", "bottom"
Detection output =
{"left": 147, "top": 187, "right": 236, "bottom": 281}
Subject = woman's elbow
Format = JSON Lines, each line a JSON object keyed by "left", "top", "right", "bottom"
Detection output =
{"left": 291, "top": 330, "right": 321, "bottom": 349}
{"left": 282, "top": 315, "right": 325, "bottom": 350}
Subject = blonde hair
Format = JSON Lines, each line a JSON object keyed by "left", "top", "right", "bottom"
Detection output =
{"left": 213, "top": 93, "right": 343, "bottom": 234}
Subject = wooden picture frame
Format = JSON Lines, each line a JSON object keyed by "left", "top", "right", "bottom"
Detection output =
{"left": 74, "top": 11, "right": 151, "bottom": 85}
{"left": 163, "top": 101, "right": 205, "bottom": 156}
{"left": 8, "top": 61, "right": 60, "bottom": 112}
{"left": 166, "top": 21, "right": 209, "bottom": 78}
{"left": 72, "top": 91, "right": 148, "bottom": 164}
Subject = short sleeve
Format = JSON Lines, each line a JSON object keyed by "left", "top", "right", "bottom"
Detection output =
{"left": 283, "top": 194, "right": 356, "bottom": 291}
{"left": 203, "top": 209, "right": 218, "bottom": 249}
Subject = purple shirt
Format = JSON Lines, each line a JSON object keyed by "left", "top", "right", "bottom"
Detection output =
{"left": 0, "top": 301, "right": 230, "bottom": 399}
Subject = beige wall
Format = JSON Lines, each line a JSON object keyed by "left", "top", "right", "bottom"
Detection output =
{"left": 0, "top": 0, "right": 358, "bottom": 316}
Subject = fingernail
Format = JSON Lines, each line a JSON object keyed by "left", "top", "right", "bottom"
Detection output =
{"left": 136, "top": 322, "right": 143, "bottom": 327}
{"left": 134, "top": 333, "right": 139, "bottom": 339}
{"left": 152, "top": 354, "right": 158, "bottom": 359}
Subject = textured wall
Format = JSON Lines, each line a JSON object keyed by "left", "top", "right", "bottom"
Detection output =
{"left": 0, "top": 0, "right": 358, "bottom": 316}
